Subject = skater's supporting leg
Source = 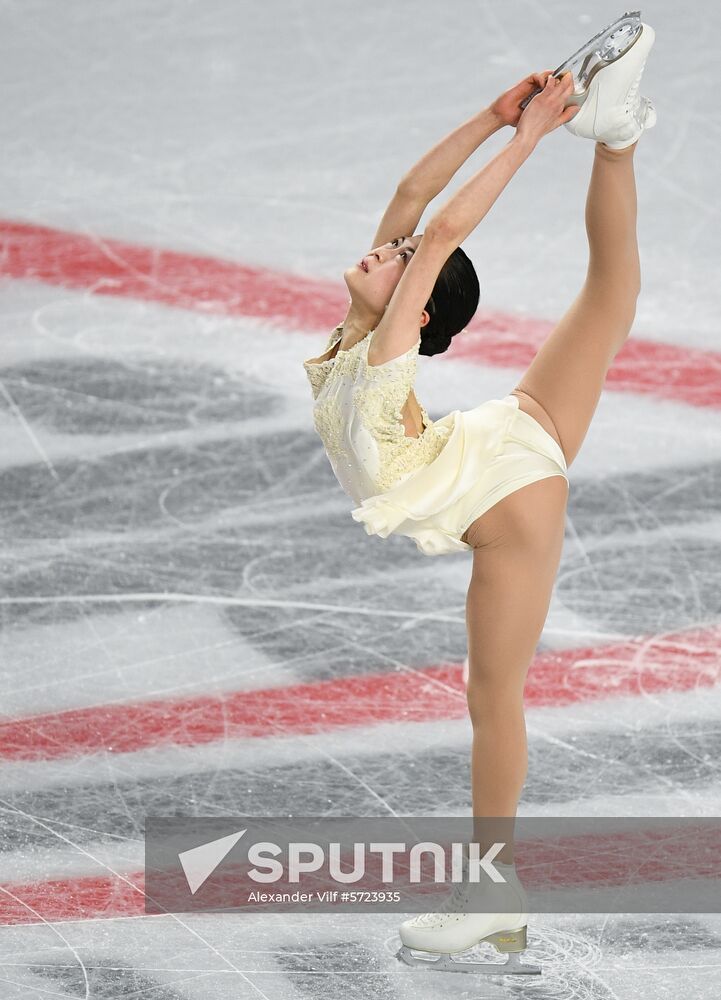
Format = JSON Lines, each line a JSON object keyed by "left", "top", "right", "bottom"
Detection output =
{"left": 512, "top": 140, "right": 641, "bottom": 468}
{"left": 464, "top": 475, "right": 568, "bottom": 864}
{"left": 465, "top": 141, "right": 639, "bottom": 861}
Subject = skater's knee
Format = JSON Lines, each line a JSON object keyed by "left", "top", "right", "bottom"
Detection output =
{"left": 465, "top": 678, "right": 524, "bottom": 727}
{"left": 584, "top": 271, "right": 641, "bottom": 317}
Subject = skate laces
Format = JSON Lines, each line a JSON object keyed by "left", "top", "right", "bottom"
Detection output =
{"left": 409, "top": 873, "right": 523, "bottom": 926}
{"left": 624, "top": 59, "right": 647, "bottom": 115}
{"left": 408, "top": 881, "right": 470, "bottom": 927}
{"left": 439, "top": 881, "right": 471, "bottom": 913}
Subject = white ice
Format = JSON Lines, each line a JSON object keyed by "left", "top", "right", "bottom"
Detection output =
{"left": 1, "top": 0, "right": 720, "bottom": 997}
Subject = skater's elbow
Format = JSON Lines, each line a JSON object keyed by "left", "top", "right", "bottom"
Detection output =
{"left": 423, "top": 216, "right": 459, "bottom": 250}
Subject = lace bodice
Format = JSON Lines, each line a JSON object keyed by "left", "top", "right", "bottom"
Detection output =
{"left": 303, "top": 324, "right": 451, "bottom": 502}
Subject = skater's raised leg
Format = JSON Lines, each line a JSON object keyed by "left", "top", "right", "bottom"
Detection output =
{"left": 512, "top": 138, "right": 641, "bottom": 468}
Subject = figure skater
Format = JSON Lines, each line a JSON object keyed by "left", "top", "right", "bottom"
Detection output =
{"left": 303, "top": 15, "right": 656, "bottom": 976}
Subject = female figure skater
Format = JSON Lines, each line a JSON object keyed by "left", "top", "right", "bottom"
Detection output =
{"left": 303, "top": 17, "right": 656, "bottom": 975}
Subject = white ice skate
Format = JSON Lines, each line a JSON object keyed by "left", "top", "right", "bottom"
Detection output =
{"left": 520, "top": 11, "right": 645, "bottom": 109}
{"left": 520, "top": 11, "right": 642, "bottom": 100}
{"left": 563, "top": 20, "right": 657, "bottom": 149}
{"left": 396, "top": 861, "right": 540, "bottom": 976}
{"left": 519, "top": 11, "right": 656, "bottom": 149}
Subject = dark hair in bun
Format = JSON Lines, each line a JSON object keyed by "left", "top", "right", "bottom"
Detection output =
{"left": 419, "top": 245, "right": 480, "bottom": 357}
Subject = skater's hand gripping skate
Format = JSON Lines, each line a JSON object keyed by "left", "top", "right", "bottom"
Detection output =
{"left": 490, "top": 70, "right": 555, "bottom": 127}
{"left": 516, "top": 72, "right": 579, "bottom": 146}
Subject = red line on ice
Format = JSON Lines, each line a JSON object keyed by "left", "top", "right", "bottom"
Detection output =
{"left": 1, "top": 219, "right": 720, "bottom": 407}
{"left": 0, "top": 624, "right": 718, "bottom": 763}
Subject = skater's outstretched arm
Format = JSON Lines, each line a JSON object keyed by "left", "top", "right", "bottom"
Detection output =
{"left": 427, "top": 73, "right": 578, "bottom": 246}
{"left": 370, "top": 70, "right": 554, "bottom": 252}
{"left": 368, "top": 74, "right": 578, "bottom": 365}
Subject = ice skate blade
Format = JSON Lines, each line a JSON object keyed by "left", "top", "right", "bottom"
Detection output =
{"left": 562, "top": 22, "right": 646, "bottom": 109}
{"left": 520, "top": 10, "right": 642, "bottom": 111}
{"left": 396, "top": 945, "right": 541, "bottom": 976}
{"left": 557, "top": 13, "right": 644, "bottom": 98}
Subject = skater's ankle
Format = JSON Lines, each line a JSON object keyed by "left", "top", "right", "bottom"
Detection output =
{"left": 493, "top": 851, "right": 515, "bottom": 866}
{"left": 596, "top": 139, "right": 638, "bottom": 159}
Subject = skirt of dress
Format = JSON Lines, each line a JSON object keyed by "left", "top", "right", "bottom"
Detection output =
{"left": 350, "top": 394, "right": 569, "bottom": 557}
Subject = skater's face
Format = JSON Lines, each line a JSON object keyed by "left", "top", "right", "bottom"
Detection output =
{"left": 344, "top": 234, "right": 425, "bottom": 315}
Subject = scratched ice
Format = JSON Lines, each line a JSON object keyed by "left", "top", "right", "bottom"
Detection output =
{"left": 0, "top": 0, "right": 720, "bottom": 997}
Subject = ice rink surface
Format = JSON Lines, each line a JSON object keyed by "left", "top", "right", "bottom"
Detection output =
{"left": 1, "top": 0, "right": 720, "bottom": 996}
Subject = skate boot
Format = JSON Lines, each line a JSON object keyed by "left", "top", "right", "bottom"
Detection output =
{"left": 563, "top": 22, "right": 657, "bottom": 148}
{"left": 396, "top": 860, "right": 541, "bottom": 975}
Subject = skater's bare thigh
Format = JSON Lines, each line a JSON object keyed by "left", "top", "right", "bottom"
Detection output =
{"left": 460, "top": 474, "right": 567, "bottom": 553}
{"left": 510, "top": 284, "right": 637, "bottom": 468}
{"left": 464, "top": 477, "right": 567, "bottom": 692}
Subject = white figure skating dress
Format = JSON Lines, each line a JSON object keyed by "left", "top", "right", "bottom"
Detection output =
{"left": 303, "top": 324, "right": 568, "bottom": 556}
